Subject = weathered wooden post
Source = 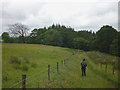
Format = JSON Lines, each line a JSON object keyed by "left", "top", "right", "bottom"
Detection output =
{"left": 112, "top": 60, "right": 115, "bottom": 75}
{"left": 22, "top": 74, "right": 26, "bottom": 90}
{"left": 57, "top": 62, "right": 59, "bottom": 72}
{"left": 48, "top": 65, "right": 50, "bottom": 80}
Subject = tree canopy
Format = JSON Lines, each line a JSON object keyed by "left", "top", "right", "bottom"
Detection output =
{"left": 1, "top": 24, "right": 119, "bottom": 56}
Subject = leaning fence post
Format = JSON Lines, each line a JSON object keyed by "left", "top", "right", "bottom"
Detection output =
{"left": 22, "top": 74, "right": 26, "bottom": 90}
{"left": 48, "top": 65, "right": 50, "bottom": 80}
{"left": 105, "top": 62, "right": 107, "bottom": 72}
{"left": 57, "top": 62, "right": 59, "bottom": 72}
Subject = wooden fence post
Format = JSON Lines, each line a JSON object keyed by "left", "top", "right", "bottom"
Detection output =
{"left": 105, "top": 62, "right": 107, "bottom": 72}
{"left": 57, "top": 62, "right": 59, "bottom": 72}
{"left": 48, "top": 65, "right": 50, "bottom": 80}
{"left": 22, "top": 74, "right": 26, "bottom": 90}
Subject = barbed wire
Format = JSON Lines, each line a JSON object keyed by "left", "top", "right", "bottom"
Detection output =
{"left": 9, "top": 68, "right": 48, "bottom": 88}
{"left": 20, "top": 72, "right": 48, "bottom": 88}
{"left": 8, "top": 52, "right": 76, "bottom": 88}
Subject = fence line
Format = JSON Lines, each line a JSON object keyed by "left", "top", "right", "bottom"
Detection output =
{"left": 9, "top": 67, "right": 48, "bottom": 88}
{"left": 8, "top": 52, "right": 77, "bottom": 88}
{"left": 8, "top": 51, "right": 117, "bottom": 88}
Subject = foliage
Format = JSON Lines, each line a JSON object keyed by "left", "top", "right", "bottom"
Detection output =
{"left": 43, "top": 29, "right": 63, "bottom": 46}
{"left": 72, "top": 37, "right": 89, "bottom": 51}
{"left": 10, "top": 56, "right": 21, "bottom": 65}
{"left": 94, "top": 25, "right": 117, "bottom": 53}
{"left": 1, "top": 24, "right": 119, "bottom": 56}
{"left": 1, "top": 32, "right": 10, "bottom": 43}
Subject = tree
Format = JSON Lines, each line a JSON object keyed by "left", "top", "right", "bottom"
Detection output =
{"left": 72, "top": 37, "right": 89, "bottom": 51}
{"left": 43, "top": 29, "right": 63, "bottom": 46}
{"left": 95, "top": 25, "right": 117, "bottom": 53}
{"left": 110, "top": 32, "right": 120, "bottom": 56}
{"left": 1, "top": 32, "right": 10, "bottom": 43}
{"left": 30, "top": 28, "right": 47, "bottom": 44}
{"left": 8, "top": 23, "right": 29, "bottom": 43}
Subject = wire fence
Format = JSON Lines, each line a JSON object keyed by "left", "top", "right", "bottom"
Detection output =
{"left": 7, "top": 50, "right": 116, "bottom": 89}
{"left": 8, "top": 52, "right": 75, "bottom": 88}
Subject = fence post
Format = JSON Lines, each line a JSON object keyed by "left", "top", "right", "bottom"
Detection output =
{"left": 22, "top": 74, "right": 26, "bottom": 90}
{"left": 57, "top": 62, "right": 59, "bottom": 72}
{"left": 48, "top": 65, "right": 50, "bottom": 80}
{"left": 105, "top": 62, "right": 107, "bottom": 72}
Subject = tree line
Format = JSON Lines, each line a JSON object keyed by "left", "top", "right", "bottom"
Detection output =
{"left": 1, "top": 23, "right": 120, "bottom": 56}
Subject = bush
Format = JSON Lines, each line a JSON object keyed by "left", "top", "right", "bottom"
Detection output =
{"left": 23, "top": 57, "right": 30, "bottom": 63}
{"left": 3, "top": 76, "right": 8, "bottom": 81}
{"left": 22, "top": 65, "right": 29, "bottom": 71}
{"left": 31, "top": 63, "right": 37, "bottom": 68}
{"left": 10, "top": 56, "right": 21, "bottom": 65}
{"left": 13, "top": 64, "right": 22, "bottom": 70}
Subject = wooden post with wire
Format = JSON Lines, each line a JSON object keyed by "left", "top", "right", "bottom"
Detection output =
{"left": 57, "top": 62, "right": 59, "bottom": 72}
{"left": 22, "top": 74, "right": 26, "bottom": 90}
{"left": 48, "top": 65, "right": 50, "bottom": 80}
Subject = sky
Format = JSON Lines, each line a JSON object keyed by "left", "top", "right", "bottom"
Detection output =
{"left": 0, "top": 0, "right": 119, "bottom": 35}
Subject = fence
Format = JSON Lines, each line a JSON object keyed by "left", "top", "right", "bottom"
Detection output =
{"left": 8, "top": 52, "right": 75, "bottom": 89}
{"left": 100, "top": 60, "right": 116, "bottom": 75}
{"left": 7, "top": 51, "right": 116, "bottom": 89}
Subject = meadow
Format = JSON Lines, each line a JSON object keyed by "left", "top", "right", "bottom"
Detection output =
{"left": 2, "top": 43, "right": 119, "bottom": 88}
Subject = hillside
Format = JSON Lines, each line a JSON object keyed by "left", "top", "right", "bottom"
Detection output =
{"left": 2, "top": 43, "right": 118, "bottom": 88}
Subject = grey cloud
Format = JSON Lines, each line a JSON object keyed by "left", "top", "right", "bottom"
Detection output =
{"left": 0, "top": 1, "right": 118, "bottom": 35}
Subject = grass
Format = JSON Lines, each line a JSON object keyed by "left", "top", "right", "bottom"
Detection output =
{"left": 2, "top": 43, "right": 119, "bottom": 88}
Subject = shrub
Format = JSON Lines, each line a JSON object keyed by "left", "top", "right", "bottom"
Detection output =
{"left": 13, "top": 64, "right": 22, "bottom": 70}
{"left": 31, "top": 63, "right": 37, "bottom": 68}
{"left": 22, "top": 65, "right": 29, "bottom": 71}
{"left": 10, "top": 56, "right": 21, "bottom": 65}
{"left": 23, "top": 57, "right": 30, "bottom": 64}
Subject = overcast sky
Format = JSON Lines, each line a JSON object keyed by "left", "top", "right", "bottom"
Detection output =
{"left": 0, "top": 0, "right": 119, "bottom": 35}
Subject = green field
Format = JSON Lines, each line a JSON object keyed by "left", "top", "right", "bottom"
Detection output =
{"left": 2, "top": 43, "right": 119, "bottom": 88}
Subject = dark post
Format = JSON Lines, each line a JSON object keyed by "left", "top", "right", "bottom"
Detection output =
{"left": 22, "top": 74, "right": 26, "bottom": 90}
{"left": 105, "top": 62, "right": 107, "bottom": 72}
{"left": 48, "top": 65, "right": 50, "bottom": 80}
{"left": 57, "top": 62, "right": 59, "bottom": 72}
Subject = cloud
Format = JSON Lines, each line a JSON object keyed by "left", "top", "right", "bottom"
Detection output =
{"left": 0, "top": 0, "right": 118, "bottom": 35}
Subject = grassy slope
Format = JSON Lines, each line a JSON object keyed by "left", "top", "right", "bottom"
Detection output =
{"left": 2, "top": 43, "right": 118, "bottom": 88}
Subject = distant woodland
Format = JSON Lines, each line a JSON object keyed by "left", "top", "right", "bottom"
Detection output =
{"left": 1, "top": 23, "right": 120, "bottom": 56}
